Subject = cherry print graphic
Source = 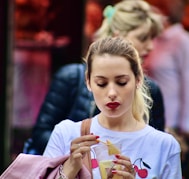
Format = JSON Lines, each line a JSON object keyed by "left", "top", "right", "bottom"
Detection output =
{"left": 133, "top": 165, "right": 138, "bottom": 172}
{"left": 91, "top": 149, "right": 99, "bottom": 168}
{"left": 132, "top": 158, "right": 151, "bottom": 178}
{"left": 138, "top": 168, "right": 148, "bottom": 178}
{"left": 91, "top": 158, "right": 98, "bottom": 168}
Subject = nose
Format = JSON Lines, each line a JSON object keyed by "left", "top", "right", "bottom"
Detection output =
{"left": 146, "top": 39, "right": 154, "bottom": 52}
{"left": 108, "top": 84, "right": 117, "bottom": 101}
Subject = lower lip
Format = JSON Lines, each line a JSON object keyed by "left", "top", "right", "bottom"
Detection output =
{"left": 142, "top": 54, "right": 148, "bottom": 59}
{"left": 106, "top": 104, "right": 120, "bottom": 109}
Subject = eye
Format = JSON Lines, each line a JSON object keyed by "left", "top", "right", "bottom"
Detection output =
{"left": 137, "top": 34, "right": 149, "bottom": 42}
{"left": 117, "top": 82, "right": 127, "bottom": 86}
{"left": 97, "top": 83, "right": 107, "bottom": 87}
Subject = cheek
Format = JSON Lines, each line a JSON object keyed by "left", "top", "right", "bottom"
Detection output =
{"left": 91, "top": 87, "right": 103, "bottom": 99}
{"left": 121, "top": 85, "right": 136, "bottom": 102}
{"left": 90, "top": 83, "right": 102, "bottom": 97}
{"left": 134, "top": 42, "right": 143, "bottom": 55}
{"left": 91, "top": 90, "right": 104, "bottom": 110}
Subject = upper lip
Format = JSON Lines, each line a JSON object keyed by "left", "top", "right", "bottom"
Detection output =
{"left": 106, "top": 102, "right": 120, "bottom": 109}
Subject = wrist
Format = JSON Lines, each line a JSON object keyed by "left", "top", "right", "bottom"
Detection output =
{"left": 59, "top": 164, "right": 79, "bottom": 179}
{"left": 59, "top": 164, "right": 69, "bottom": 179}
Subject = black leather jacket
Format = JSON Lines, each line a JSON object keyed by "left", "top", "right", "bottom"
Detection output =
{"left": 24, "top": 63, "right": 165, "bottom": 154}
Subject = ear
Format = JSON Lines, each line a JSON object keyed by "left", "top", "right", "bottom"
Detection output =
{"left": 112, "top": 30, "right": 120, "bottom": 37}
{"left": 136, "top": 78, "right": 142, "bottom": 89}
{"left": 85, "top": 73, "right": 92, "bottom": 92}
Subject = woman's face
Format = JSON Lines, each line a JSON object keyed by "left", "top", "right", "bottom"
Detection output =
{"left": 125, "top": 23, "right": 154, "bottom": 60}
{"left": 86, "top": 54, "right": 137, "bottom": 119}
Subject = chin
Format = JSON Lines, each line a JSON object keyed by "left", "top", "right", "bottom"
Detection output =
{"left": 104, "top": 111, "right": 122, "bottom": 119}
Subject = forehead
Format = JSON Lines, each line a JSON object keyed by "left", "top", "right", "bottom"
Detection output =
{"left": 128, "top": 23, "right": 152, "bottom": 37}
{"left": 91, "top": 54, "right": 133, "bottom": 75}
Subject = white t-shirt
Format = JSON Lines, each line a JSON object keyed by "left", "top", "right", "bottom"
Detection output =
{"left": 43, "top": 115, "right": 182, "bottom": 179}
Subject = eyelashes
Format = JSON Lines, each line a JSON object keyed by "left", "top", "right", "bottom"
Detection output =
{"left": 118, "top": 82, "right": 127, "bottom": 86}
{"left": 137, "top": 34, "right": 150, "bottom": 42}
{"left": 97, "top": 83, "right": 106, "bottom": 87}
{"left": 97, "top": 82, "right": 127, "bottom": 88}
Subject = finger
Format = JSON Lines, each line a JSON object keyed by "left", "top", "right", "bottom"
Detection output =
{"left": 115, "top": 154, "right": 131, "bottom": 161}
{"left": 72, "top": 134, "right": 99, "bottom": 144}
{"left": 113, "top": 160, "right": 132, "bottom": 172}
{"left": 115, "top": 155, "right": 135, "bottom": 171}
{"left": 70, "top": 146, "right": 89, "bottom": 156}
{"left": 113, "top": 157, "right": 136, "bottom": 177}
{"left": 70, "top": 143, "right": 81, "bottom": 151}
{"left": 129, "top": 166, "right": 136, "bottom": 176}
{"left": 71, "top": 138, "right": 99, "bottom": 152}
{"left": 72, "top": 152, "right": 83, "bottom": 159}
{"left": 112, "top": 169, "right": 136, "bottom": 179}
{"left": 70, "top": 142, "right": 95, "bottom": 153}
{"left": 71, "top": 148, "right": 91, "bottom": 161}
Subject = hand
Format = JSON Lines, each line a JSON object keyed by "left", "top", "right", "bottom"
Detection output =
{"left": 111, "top": 154, "right": 136, "bottom": 179}
{"left": 62, "top": 134, "right": 99, "bottom": 179}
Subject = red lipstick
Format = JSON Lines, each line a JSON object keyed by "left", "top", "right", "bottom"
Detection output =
{"left": 106, "top": 102, "right": 120, "bottom": 109}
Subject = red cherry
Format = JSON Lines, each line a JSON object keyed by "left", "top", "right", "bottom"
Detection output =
{"left": 91, "top": 159, "right": 98, "bottom": 168}
{"left": 138, "top": 169, "right": 148, "bottom": 178}
{"left": 133, "top": 165, "right": 139, "bottom": 172}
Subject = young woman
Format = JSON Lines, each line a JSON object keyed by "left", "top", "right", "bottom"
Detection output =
{"left": 24, "top": 0, "right": 165, "bottom": 155}
{"left": 43, "top": 37, "right": 181, "bottom": 179}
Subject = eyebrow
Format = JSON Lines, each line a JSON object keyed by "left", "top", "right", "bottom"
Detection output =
{"left": 94, "top": 75, "right": 130, "bottom": 79}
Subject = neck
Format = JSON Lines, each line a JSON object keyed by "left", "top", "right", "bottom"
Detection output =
{"left": 98, "top": 113, "right": 145, "bottom": 132}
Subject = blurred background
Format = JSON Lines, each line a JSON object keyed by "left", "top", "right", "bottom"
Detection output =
{"left": 0, "top": 0, "right": 189, "bottom": 173}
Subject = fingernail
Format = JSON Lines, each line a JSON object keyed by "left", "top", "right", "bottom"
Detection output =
{"left": 112, "top": 170, "right": 117, "bottom": 174}
{"left": 112, "top": 160, "right": 118, "bottom": 164}
{"left": 115, "top": 154, "right": 120, "bottom": 158}
{"left": 95, "top": 135, "right": 100, "bottom": 139}
{"left": 90, "top": 133, "right": 94, "bottom": 135}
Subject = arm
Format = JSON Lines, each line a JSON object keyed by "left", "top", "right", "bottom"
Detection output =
{"left": 160, "top": 133, "right": 182, "bottom": 179}
{"left": 161, "top": 153, "right": 182, "bottom": 179}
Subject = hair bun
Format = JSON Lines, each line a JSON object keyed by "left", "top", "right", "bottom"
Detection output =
{"left": 103, "top": 5, "right": 116, "bottom": 22}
